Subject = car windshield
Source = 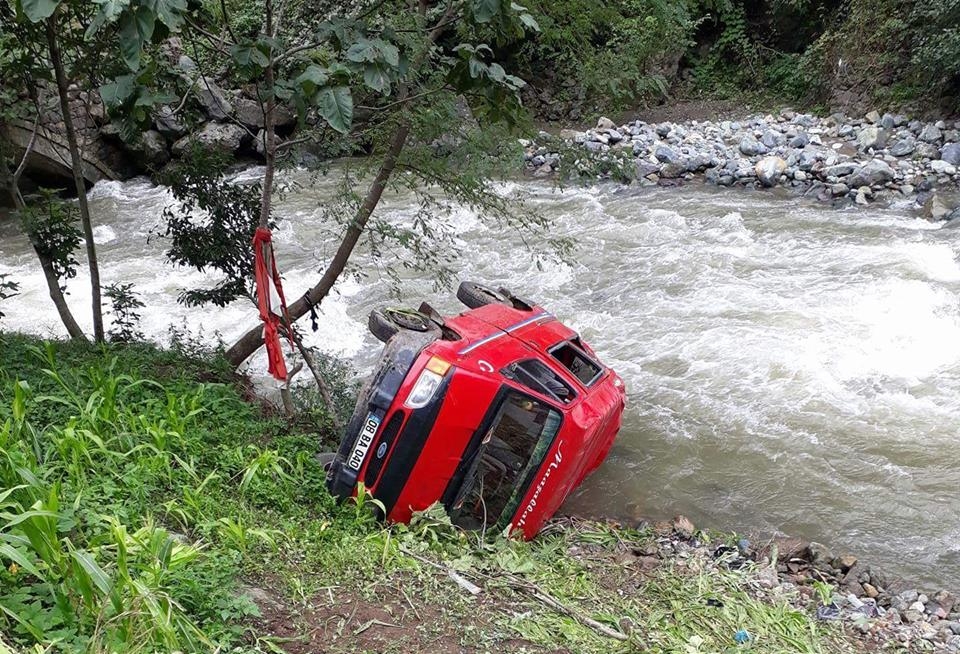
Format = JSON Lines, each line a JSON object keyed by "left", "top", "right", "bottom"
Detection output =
{"left": 449, "top": 391, "right": 562, "bottom": 530}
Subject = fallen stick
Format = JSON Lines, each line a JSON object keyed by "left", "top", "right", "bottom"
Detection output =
{"left": 504, "top": 573, "right": 630, "bottom": 642}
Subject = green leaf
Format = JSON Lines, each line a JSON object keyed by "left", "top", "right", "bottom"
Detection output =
{"left": 113, "top": 5, "right": 157, "bottom": 69}
{"left": 363, "top": 61, "right": 391, "bottom": 93}
{"left": 518, "top": 12, "right": 539, "bottom": 31}
{"left": 378, "top": 41, "right": 400, "bottom": 67}
{"left": 19, "top": 0, "right": 60, "bottom": 22}
{"left": 0, "top": 543, "right": 43, "bottom": 580}
{"left": 472, "top": 0, "right": 500, "bottom": 23}
{"left": 85, "top": 0, "right": 128, "bottom": 38}
{"left": 296, "top": 63, "right": 328, "bottom": 95}
{"left": 487, "top": 62, "right": 506, "bottom": 82}
{"left": 151, "top": 0, "right": 186, "bottom": 31}
{"left": 346, "top": 38, "right": 376, "bottom": 63}
{"left": 70, "top": 549, "right": 112, "bottom": 595}
{"left": 230, "top": 43, "right": 269, "bottom": 69}
{"left": 468, "top": 57, "right": 487, "bottom": 79}
{"left": 316, "top": 85, "right": 352, "bottom": 134}
{"left": 99, "top": 75, "right": 136, "bottom": 106}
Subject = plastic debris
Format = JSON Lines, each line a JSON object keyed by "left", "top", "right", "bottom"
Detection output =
{"left": 734, "top": 629, "right": 751, "bottom": 644}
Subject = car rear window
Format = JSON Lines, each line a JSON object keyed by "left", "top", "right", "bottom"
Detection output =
{"left": 448, "top": 391, "right": 562, "bottom": 530}
{"left": 501, "top": 359, "right": 575, "bottom": 404}
{"left": 550, "top": 341, "right": 603, "bottom": 386}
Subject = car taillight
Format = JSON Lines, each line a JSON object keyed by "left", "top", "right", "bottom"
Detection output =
{"left": 404, "top": 357, "right": 450, "bottom": 409}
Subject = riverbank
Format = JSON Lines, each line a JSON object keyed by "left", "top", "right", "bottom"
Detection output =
{"left": 523, "top": 109, "right": 960, "bottom": 220}
{"left": 0, "top": 332, "right": 956, "bottom": 653}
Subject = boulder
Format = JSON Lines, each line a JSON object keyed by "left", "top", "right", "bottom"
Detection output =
{"left": 194, "top": 76, "right": 233, "bottom": 121}
{"left": 941, "top": 143, "right": 960, "bottom": 166}
{"left": 655, "top": 145, "right": 681, "bottom": 165}
{"left": 846, "top": 159, "right": 895, "bottom": 187}
{"left": 761, "top": 130, "right": 782, "bottom": 149}
{"left": 172, "top": 121, "right": 247, "bottom": 156}
{"left": 857, "top": 125, "right": 887, "bottom": 151}
{"left": 138, "top": 130, "right": 169, "bottom": 166}
{"left": 822, "top": 163, "right": 857, "bottom": 177}
{"left": 931, "top": 160, "right": 957, "bottom": 175}
{"left": 889, "top": 138, "right": 916, "bottom": 157}
{"left": 755, "top": 156, "right": 786, "bottom": 187}
{"left": 153, "top": 105, "right": 188, "bottom": 138}
{"left": 922, "top": 192, "right": 952, "bottom": 221}
{"left": 234, "top": 97, "right": 295, "bottom": 130}
{"left": 789, "top": 133, "right": 810, "bottom": 148}
{"left": 596, "top": 116, "right": 616, "bottom": 130}
{"left": 739, "top": 136, "right": 766, "bottom": 156}
{"left": 919, "top": 124, "right": 943, "bottom": 143}
{"left": 865, "top": 110, "right": 881, "bottom": 124}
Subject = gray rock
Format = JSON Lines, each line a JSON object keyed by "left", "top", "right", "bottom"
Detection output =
{"left": 739, "top": 136, "right": 767, "bottom": 156}
{"left": 660, "top": 162, "right": 687, "bottom": 178}
{"left": 193, "top": 76, "right": 233, "bottom": 121}
{"left": 916, "top": 142, "right": 941, "bottom": 159}
{"left": 922, "top": 192, "right": 952, "bottom": 220}
{"left": 889, "top": 138, "right": 916, "bottom": 157}
{"left": 822, "top": 163, "right": 857, "bottom": 177}
{"left": 234, "top": 97, "right": 295, "bottom": 130}
{"left": 903, "top": 610, "right": 925, "bottom": 624}
{"left": 153, "top": 105, "right": 188, "bottom": 138}
{"left": 831, "top": 183, "right": 850, "bottom": 196}
{"left": 655, "top": 123, "right": 671, "bottom": 137}
{"left": 755, "top": 156, "right": 787, "bottom": 187}
{"left": 839, "top": 124, "right": 854, "bottom": 138}
{"left": 880, "top": 113, "right": 897, "bottom": 130}
{"left": 941, "top": 143, "right": 960, "bottom": 166}
{"left": 794, "top": 170, "right": 807, "bottom": 181}
{"left": 789, "top": 133, "right": 810, "bottom": 148}
{"left": 865, "top": 110, "right": 881, "bottom": 124}
{"left": 607, "top": 129, "right": 624, "bottom": 143}
{"left": 947, "top": 635, "right": 960, "bottom": 653}
{"left": 846, "top": 159, "right": 895, "bottom": 187}
{"left": 655, "top": 145, "right": 681, "bottom": 165}
{"left": 857, "top": 125, "right": 888, "bottom": 151}
{"left": 596, "top": 116, "right": 616, "bottom": 130}
{"left": 177, "top": 54, "right": 197, "bottom": 72}
{"left": 931, "top": 160, "right": 957, "bottom": 175}
{"left": 584, "top": 140, "right": 605, "bottom": 153}
{"left": 761, "top": 130, "right": 782, "bottom": 149}
{"left": 920, "top": 124, "right": 943, "bottom": 143}
{"left": 135, "top": 130, "right": 169, "bottom": 167}
{"left": 172, "top": 121, "right": 247, "bottom": 155}
{"left": 635, "top": 161, "right": 660, "bottom": 178}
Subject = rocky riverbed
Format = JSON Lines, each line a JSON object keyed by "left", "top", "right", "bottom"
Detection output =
{"left": 523, "top": 110, "right": 960, "bottom": 220}
{"left": 653, "top": 515, "right": 960, "bottom": 653}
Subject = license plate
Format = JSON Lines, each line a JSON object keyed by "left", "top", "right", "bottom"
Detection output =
{"left": 347, "top": 412, "right": 381, "bottom": 471}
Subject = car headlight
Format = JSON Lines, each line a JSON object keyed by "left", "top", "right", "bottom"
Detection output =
{"left": 404, "top": 357, "right": 450, "bottom": 409}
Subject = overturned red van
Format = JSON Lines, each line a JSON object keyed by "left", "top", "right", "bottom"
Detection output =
{"left": 326, "top": 282, "right": 626, "bottom": 539}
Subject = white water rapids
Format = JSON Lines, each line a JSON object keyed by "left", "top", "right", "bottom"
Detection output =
{"left": 1, "top": 168, "right": 959, "bottom": 590}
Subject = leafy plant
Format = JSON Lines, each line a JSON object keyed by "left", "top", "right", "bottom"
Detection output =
{"left": 17, "top": 190, "right": 82, "bottom": 293}
{"left": 105, "top": 282, "right": 146, "bottom": 343}
{"left": 0, "top": 274, "right": 19, "bottom": 321}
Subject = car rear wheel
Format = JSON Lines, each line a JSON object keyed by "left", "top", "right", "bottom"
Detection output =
{"left": 457, "top": 281, "right": 512, "bottom": 309}
{"left": 368, "top": 308, "right": 432, "bottom": 343}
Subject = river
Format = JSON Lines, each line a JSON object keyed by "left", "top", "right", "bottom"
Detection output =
{"left": 1, "top": 168, "right": 959, "bottom": 591}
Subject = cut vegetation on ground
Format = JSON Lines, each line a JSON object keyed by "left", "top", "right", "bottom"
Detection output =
{"left": 0, "top": 333, "right": 865, "bottom": 652}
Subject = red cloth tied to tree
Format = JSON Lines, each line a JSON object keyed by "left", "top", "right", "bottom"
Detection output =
{"left": 253, "top": 227, "right": 293, "bottom": 381}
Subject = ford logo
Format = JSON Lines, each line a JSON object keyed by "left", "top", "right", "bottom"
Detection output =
{"left": 376, "top": 442, "right": 388, "bottom": 459}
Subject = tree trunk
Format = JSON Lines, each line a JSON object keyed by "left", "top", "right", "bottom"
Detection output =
{"left": 225, "top": 121, "right": 411, "bottom": 366}
{"left": 0, "top": 120, "right": 87, "bottom": 341}
{"left": 46, "top": 15, "right": 104, "bottom": 342}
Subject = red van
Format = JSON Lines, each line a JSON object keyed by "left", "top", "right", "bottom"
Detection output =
{"left": 326, "top": 282, "right": 626, "bottom": 539}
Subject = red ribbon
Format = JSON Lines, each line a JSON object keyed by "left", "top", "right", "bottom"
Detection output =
{"left": 253, "top": 227, "right": 293, "bottom": 381}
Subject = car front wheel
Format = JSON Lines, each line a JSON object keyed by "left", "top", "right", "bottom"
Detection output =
{"left": 456, "top": 281, "right": 513, "bottom": 309}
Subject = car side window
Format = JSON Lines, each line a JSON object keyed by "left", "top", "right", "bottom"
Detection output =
{"left": 550, "top": 341, "right": 603, "bottom": 386}
{"left": 501, "top": 359, "right": 576, "bottom": 404}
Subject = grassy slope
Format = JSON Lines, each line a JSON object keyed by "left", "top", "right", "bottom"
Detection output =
{"left": 0, "top": 333, "right": 860, "bottom": 653}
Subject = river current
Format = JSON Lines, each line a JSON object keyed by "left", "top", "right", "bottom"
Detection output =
{"left": 1, "top": 168, "right": 958, "bottom": 590}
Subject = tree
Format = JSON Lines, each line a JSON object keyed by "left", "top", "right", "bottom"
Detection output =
{"left": 135, "top": 0, "right": 544, "bottom": 367}
{"left": 9, "top": 0, "right": 113, "bottom": 341}
{"left": 0, "top": 7, "right": 87, "bottom": 339}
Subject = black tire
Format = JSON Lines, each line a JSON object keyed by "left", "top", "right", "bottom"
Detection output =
{"left": 457, "top": 281, "right": 512, "bottom": 309}
{"left": 368, "top": 308, "right": 431, "bottom": 343}
{"left": 317, "top": 451, "right": 336, "bottom": 473}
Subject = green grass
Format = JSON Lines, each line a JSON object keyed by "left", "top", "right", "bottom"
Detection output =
{"left": 0, "top": 332, "right": 859, "bottom": 653}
